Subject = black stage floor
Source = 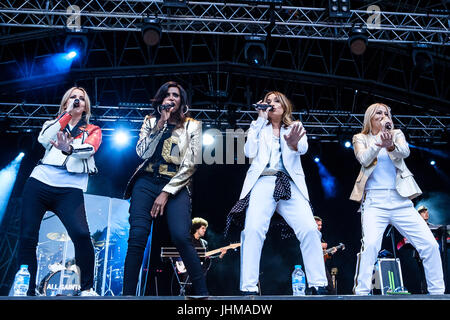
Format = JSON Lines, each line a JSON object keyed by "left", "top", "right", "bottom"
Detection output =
{"left": 1, "top": 295, "right": 449, "bottom": 318}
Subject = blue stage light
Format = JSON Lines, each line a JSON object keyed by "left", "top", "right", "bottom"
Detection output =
{"left": 67, "top": 51, "right": 78, "bottom": 59}
{"left": 113, "top": 130, "right": 130, "bottom": 146}
{"left": 430, "top": 160, "right": 436, "bottom": 166}
{"left": 0, "top": 153, "right": 25, "bottom": 223}
{"left": 314, "top": 157, "right": 320, "bottom": 163}
{"left": 344, "top": 141, "right": 352, "bottom": 148}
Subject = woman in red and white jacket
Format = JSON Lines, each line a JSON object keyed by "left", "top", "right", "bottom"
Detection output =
{"left": 16, "top": 87, "right": 102, "bottom": 296}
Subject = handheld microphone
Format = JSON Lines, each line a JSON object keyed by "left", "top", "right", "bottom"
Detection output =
{"left": 160, "top": 102, "right": 175, "bottom": 111}
{"left": 252, "top": 103, "right": 272, "bottom": 111}
{"left": 73, "top": 98, "right": 80, "bottom": 108}
{"left": 384, "top": 122, "right": 392, "bottom": 130}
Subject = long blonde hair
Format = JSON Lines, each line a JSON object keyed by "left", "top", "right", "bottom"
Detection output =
{"left": 58, "top": 87, "right": 91, "bottom": 123}
{"left": 361, "top": 103, "right": 393, "bottom": 134}
{"left": 263, "top": 91, "right": 294, "bottom": 128}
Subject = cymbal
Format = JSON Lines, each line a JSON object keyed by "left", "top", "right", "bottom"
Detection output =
{"left": 47, "top": 232, "right": 71, "bottom": 242}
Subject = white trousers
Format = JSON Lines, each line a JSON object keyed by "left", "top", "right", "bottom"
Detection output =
{"left": 240, "top": 175, "right": 328, "bottom": 292}
{"left": 354, "top": 189, "right": 445, "bottom": 295}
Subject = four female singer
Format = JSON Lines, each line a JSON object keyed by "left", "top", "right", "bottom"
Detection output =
{"left": 351, "top": 103, "right": 445, "bottom": 295}
{"left": 122, "top": 81, "right": 208, "bottom": 296}
{"left": 12, "top": 85, "right": 446, "bottom": 296}
{"left": 17, "top": 87, "right": 102, "bottom": 296}
{"left": 231, "top": 91, "right": 328, "bottom": 294}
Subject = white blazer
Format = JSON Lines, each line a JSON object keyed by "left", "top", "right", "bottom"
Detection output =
{"left": 239, "top": 117, "right": 310, "bottom": 201}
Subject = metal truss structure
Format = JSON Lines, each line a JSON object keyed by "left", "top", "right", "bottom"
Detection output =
{"left": 0, "top": 1, "right": 449, "bottom": 144}
{"left": 1, "top": 102, "right": 448, "bottom": 144}
{"left": 0, "top": 1, "right": 449, "bottom": 45}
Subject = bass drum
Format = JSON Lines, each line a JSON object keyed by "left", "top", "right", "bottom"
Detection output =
{"left": 39, "top": 270, "right": 80, "bottom": 296}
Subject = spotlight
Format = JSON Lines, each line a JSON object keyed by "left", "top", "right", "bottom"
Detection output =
{"left": 114, "top": 130, "right": 130, "bottom": 146}
{"left": 314, "top": 157, "right": 320, "bottom": 163}
{"left": 244, "top": 35, "right": 266, "bottom": 66}
{"left": 17, "top": 152, "right": 25, "bottom": 160}
{"left": 348, "top": 27, "right": 368, "bottom": 55}
{"left": 328, "top": 0, "right": 351, "bottom": 18}
{"left": 142, "top": 18, "right": 162, "bottom": 47}
{"left": 344, "top": 141, "right": 352, "bottom": 148}
{"left": 430, "top": 160, "right": 436, "bottom": 166}
{"left": 67, "top": 51, "right": 77, "bottom": 58}
{"left": 203, "top": 133, "right": 215, "bottom": 146}
{"left": 63, "top": 31, "right": 88, "bottom": 59}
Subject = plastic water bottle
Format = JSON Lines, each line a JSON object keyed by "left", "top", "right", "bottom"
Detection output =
{"left": 11, "top": 265, "right": 30, "bottom": 296}
{"left": 292, "top": 265, "right": 306, "bottom": 296}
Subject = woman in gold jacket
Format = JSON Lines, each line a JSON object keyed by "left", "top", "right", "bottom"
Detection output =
{"left": 351, "top": 103, "right": 444, "bottom": 295}
{"left": 122, "top": 81, "right": 207, "bottom": 296}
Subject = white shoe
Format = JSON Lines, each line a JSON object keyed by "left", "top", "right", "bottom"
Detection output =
{"left": 80, "top": 288, "right": 99, "bottom": 297}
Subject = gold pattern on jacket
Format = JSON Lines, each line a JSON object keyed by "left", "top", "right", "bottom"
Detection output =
{"left": 136, "top": 115, "right": 201, "bottom": 195}
{"left": 349, "top": 129, "right": 422, "bottom": 202}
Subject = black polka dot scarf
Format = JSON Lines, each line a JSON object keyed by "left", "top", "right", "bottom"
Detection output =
{"left": 224, "top": 171, "right": 297, "bottom": 240}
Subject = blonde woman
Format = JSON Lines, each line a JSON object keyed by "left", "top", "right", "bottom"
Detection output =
{"left": 228, "top": 91, "right": 328, "bottom": 295}
{"left": 351, "top": 103, "right": 445, "bottom": 295}
{"left": 17, "top": 87, "right": 102, "bottom": 296}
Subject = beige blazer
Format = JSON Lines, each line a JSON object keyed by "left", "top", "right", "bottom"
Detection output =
{"left": 349, "top": 129, "right": 422, "bottom": 202}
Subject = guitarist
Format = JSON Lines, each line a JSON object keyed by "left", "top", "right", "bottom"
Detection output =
{"left": 190, "top": 217, "right": 228, "bottom": 259}
{"left": 314, "top": 216, "right": 337, "bottom": 294}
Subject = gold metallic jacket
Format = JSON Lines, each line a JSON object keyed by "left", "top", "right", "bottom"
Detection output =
{"left": 124, "top": 115, "right": 201, "bottom": 199}
{"left": 349, "top": 129, "right": 422, "bottom": 203}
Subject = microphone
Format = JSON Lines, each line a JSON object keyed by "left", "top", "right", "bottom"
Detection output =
{"left": 252, "top": 103, "right": 272, "bottom": 111}
{"left": 73, "top": 98, "right": 80, "bottom": 108}
{"left": 384, "top": 122, "right": 392, "bottom": 130}
{"left": 159, "top": 102, "right": 175, "bottom": 111}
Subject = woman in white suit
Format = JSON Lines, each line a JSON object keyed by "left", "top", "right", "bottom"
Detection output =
{"left": 351, "top": 103, "right": 445, "bottom": 295}
{"left": 229, "top": 91, "right": 328, "bottom": 295}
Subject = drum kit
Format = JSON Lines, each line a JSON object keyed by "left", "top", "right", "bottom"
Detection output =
{"left": 36, "top": 232, "right": 80, "bottom": 296}
{"left": 36, "top": 231, "right": 124, "bottom": 296}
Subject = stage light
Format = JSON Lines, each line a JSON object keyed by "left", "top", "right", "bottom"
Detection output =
{"left": 244, "top": 36, "right": 266, "bottom": 66}
{"left": 328, "top": 0, "right": 351, "bottom": 18}
{"left": 142, "top": 18, "right": 162, "bottom": 47}
{"left": 113, "top": 130, "right": 130, "bottom": 147}
{"left": 430, "top": 160, "right": 436, "bottom": 166}
{"left": 314, "top": 157, "right": 337, "bottom": 198}
{"left": 63, "top": 31, "right": 88, "bottom": 60}
{"left": 203, "top": 132, "right": 215, "bottom": 146}
{"left": 344, "top": 141, "right": 352, "bottom": 148}
{"left": 67, "top": 51, "right": 78, "bottom": 59}
{"left": 348, "top": 27, "right": 368, "bottom": 55}
{"left": 0, "top": 153, "right": 25, "bottom": 224}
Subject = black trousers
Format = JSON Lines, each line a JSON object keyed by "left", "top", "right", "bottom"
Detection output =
{"left": 18, "top": 177, "right": 95, "bottom": 295}
{"left": 122, "top": 174, "right": 208, "bottom": 296}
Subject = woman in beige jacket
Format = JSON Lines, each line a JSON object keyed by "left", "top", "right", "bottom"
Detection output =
{"left": 351, "top": 103, "right": 445, "bottom": 295}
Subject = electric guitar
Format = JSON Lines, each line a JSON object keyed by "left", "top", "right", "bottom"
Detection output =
{"left": 205, "top": 243, "right": 241, "bottom": 257}
{"left": 175, "top": 243, "right": 241, "bottom": 273}
{"left": 323, "top": 243, "right": 345, "bottom": 261}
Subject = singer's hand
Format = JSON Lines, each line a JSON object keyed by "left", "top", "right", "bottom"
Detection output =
{"left": 284, "top": 123, "right": 306, "bottom": 151}
{"left": 150, "top": 191, "right": 169, "bottom": 218}
{"left": 65, "top": 101, "right": 74, "bottom": 114}
{"left": 375, "top": 131, "right": 394, "bottom": 149}
{"left": 255, "top": 100, "right": 270, "bottom": 119}
{"left": 50, "top": 131, "right": 74, "bottom": 153}
{"left": 157, "top": 107, "right": 173, "bottom": 129}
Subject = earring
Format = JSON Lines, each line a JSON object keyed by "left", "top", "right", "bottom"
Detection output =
{"left": 182, "top": 105, "right": 189, "bottom": 115}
